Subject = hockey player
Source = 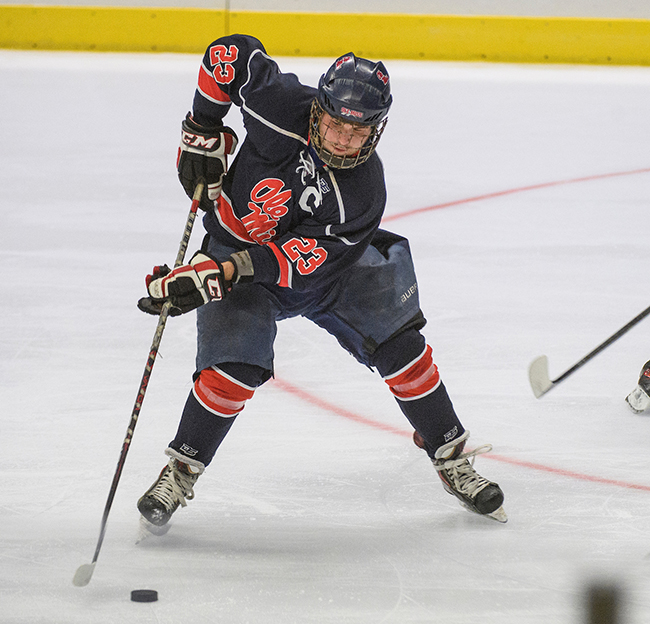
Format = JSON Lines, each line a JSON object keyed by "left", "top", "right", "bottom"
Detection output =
{"left": 137, "top": 34, "right": 507, "bottom": 527}
{"left": 625, "top": 360, "right": 650, "bottom": 413}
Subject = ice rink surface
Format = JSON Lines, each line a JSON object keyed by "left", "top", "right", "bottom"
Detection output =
{"left": 1, "top": 48, "right": 650, "bottom": 623}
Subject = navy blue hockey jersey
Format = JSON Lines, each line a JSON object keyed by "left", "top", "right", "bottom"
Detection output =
{"left": 191, "top": 34, "right": 387, "bottom": 293}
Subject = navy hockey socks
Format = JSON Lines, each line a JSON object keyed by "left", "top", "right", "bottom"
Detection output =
{"left": 169, "top": 390, "right": 237, "bottom": 467}
{"left": 372, "top": 329, "right": 465, "bottom": 457}
{"left": 169, "top": 362, "right": 269, "bottom": 466}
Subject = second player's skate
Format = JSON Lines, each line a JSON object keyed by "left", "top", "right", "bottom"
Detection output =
{"left": 415, "top": 430, "right": 507, "bottom": 523}
{"left": 625, "top": 360, "right": 650, "bottom": 413}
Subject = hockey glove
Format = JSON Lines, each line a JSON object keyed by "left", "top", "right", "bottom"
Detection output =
{"left": 137, "top": 251, "right": 230, "bottom": 317}
{"left": 177, "top": 113, "right": 238, "bottom": 211}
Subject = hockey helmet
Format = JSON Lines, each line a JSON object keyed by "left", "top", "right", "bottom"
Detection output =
{"left": 310, "top": 53, "right": 392, "bottom": 168}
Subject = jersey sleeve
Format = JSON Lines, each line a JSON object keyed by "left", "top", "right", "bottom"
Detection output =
{"left": 191, "top": 34, "right": 265, "bottom": 125}
{"left": 191, "top": 35, "right": 308, "bottom": 126}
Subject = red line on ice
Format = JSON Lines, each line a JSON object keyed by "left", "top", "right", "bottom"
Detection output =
{"left": 271, "top": 377, "right": 411, "bottom": 438}
{"left": 486, "top": 454, "right": 650, "bottom": 492}
{"left": 381, "top": 166, "right": 650, "bottom": 223}
{"left": 272, "top": 378, "right": 650, "bottom": 493}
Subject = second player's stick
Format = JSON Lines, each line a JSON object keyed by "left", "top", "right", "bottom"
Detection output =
{"left": 528, "top": 303, "right": 650, "bottom": 398}
{"left": 73, "top": 182, "right": 204, "bottom": 587}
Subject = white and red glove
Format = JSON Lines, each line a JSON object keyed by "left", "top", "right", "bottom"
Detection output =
{"left": 177, "top": 113, "right": 238, "bottom": 211}
{"left": 138, "top": 251, "right": 229, "bottom": 317}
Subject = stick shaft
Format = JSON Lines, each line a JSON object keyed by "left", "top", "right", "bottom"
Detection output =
{"left": 552, "top": 304, "right": 650, "bottom": 384}
{"left": 86, "top": 183, "right": 203, "bottom": 567}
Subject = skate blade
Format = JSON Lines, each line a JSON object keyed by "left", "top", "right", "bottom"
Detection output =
{"left": 460, "top": 502, "right": 508, "bottom": 524}
{"left": 485, "top": 505, "right": 508, "bottom": 523}
{"left": 625, "top": 386, "right": 650, "bottom": 413}
{"left": 136, "top": 515, "right": 171, "bottom": 544}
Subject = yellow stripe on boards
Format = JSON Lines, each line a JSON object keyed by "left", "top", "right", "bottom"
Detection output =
{"left": 0, "top": 6, "right": 226, "bottom": 53}
{"left": 1, "top": 6, "right": 650, "bottom": 65}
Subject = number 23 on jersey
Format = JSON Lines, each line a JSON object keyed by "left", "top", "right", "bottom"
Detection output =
{"left": 281, "top": 237, "right": 328, "bottom": 275}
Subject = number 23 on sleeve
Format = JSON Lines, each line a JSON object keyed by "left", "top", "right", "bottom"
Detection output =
{"left": 281, "top": 237, "right": 328, "bottom": 275}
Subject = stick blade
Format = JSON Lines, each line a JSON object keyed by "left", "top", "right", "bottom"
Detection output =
{"left": 528, "top": 355, "right": 554, "bottom": 398}
{"left": 72, "top": 562, "right": 96, "bottom": 587}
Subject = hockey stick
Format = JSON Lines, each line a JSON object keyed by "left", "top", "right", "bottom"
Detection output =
{"left": 73, "top": 182, "right": 204, "bottom": 587}
{"left": 528, "top": 304, "right": 650, "bottom": 398}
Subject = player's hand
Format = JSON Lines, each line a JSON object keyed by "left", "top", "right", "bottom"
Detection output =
{"left": 137, "top": 251, "right": 230, "bottom": 316}
{"left": 177, "top": 113, "right": 238, "bottom": 210}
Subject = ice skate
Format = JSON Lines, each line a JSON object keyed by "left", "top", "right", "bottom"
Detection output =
{"left": 625, "top": 360, "right": 650, "bottom": 413}
{"left": 415, "top": 430, "right": 507, "bottom": 523}
{"left": 137, "top": 450, "right": 204, "bottom": 528}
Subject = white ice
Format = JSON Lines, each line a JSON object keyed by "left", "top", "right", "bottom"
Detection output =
{"left": 1, "top": 49, "right": 650, "bottom": 623}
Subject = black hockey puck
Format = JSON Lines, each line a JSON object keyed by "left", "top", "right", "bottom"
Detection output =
{"left": 131, "top": 589, "right": 158, "bottom": 603}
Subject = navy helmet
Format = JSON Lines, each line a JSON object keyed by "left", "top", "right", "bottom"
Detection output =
{"left": 310, "top": 53, "right": 392, "bottom": 168}
{"left": 318, "top": 53, "right": 392, "bottom": 126}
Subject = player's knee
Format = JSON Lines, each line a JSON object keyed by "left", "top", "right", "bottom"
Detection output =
{"left": 382, "top": 343, "right": 441, "bottom": 401}
{"left": 373, "top": 327, "right": 440, "bottom": 401}
{"left": 371, "top": 327, "right": 425, "bottom": 376}
{"left": 193, "top": 364, "right": 266, "bottom": 417}
{"left": 373, "top": 329, "right": 441, "bottom": 401}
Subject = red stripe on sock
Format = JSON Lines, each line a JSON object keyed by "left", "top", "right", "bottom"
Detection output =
{"left": 194, "top": 367, "right": 255, "bottom": 417}
{"left": 384, "top": 345, "right": 440, "bottom": 400}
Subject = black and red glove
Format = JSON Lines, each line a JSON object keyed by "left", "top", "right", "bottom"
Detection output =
{"left": 177, "top": 113, "right": 238, "bottom": 211}
{"left": 137, "top": 251, "right": 230, "bottom": 317}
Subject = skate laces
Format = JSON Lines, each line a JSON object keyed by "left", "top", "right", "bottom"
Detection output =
{"left": 149, "top": 463, "right": 197, "bottom": 510}
{"left": 435, "top": 444, "right": 493, "bottom": 497}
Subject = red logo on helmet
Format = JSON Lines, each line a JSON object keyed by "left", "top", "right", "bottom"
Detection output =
{"left": 340, "top": 107, "right": 363, "bottom": 119}
{"left": 376, "top": 70, "right": 389, "bottom": 85}
{"left": 336, "top": 55, "right": 352, "bottom": 69}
